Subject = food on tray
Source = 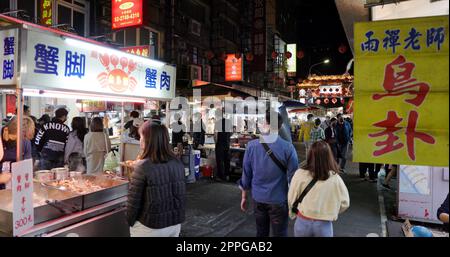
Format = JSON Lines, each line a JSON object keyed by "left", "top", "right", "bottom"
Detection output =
{"left": 48, "top": 178, "right": 104, "bottom": 194}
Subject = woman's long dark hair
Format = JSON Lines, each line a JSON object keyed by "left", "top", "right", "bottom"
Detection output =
{"left": 139, "top": 121, "right": 177, "bottom": 163}
{"left": 301, "top": 141, "right": 340, "bottom": 180}
{"left": 71, "top": 117, "right": 88, "bottom": 142}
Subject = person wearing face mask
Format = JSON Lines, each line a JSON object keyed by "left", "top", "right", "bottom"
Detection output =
{"left": 35, "top": 108, "right": 71, "bottom": 170}
{"left": 335, "top": 114, "right": 352, "bottom": 173}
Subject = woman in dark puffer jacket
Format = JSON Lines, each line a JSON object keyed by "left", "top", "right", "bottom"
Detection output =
{"left": 127, "top": 121, "right": 186, "bottom": 237}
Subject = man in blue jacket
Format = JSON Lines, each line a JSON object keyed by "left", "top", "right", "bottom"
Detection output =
{"left": 239, "top": 111, "right": 299, "bottom": 237}
{"left": 335, "top": 114, "right": 352, "bottom": 173}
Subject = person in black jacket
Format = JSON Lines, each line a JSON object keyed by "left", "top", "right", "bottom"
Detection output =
{"left": 325, "top": 118, "right": 338, "bottom": 161}
{"left": 35, "top": 108, "right": 70, "bottom": 170}
{"left": 437, "top": 193, "right": 449, "bottom": 232}
{"left": 128, "top": 121, "right": 186, "bottom": 237}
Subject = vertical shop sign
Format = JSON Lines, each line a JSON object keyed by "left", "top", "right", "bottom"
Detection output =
{"left": 12, "top": 159, "right": 34, "bottom": 236}
{"left": 225, "top": 54, "right": 243, "bottom": 81}
{"left": 0, "top": 29, "right": 17, "bottom": 85}
{"left": 112, "top": 0, "right": 143, "bottom": 29}
{"left": 40, "top": 0, "right": 53, "bottom": 26}
{"left": 252, "top": 0, "right": 266, "bottom": 72}
{"left": 354, "top": 16, "right": 449, "bottom": 167}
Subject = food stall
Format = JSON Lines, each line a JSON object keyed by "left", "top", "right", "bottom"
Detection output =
{"left": 0, "top": 14, "right": 176, "bottom": 236}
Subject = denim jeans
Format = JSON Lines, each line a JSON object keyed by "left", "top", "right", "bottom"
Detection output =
{"left": 253, "top": 201, "right": 288, "bottom": 237}
{"left": 294, "top": 216, "right": 333, "bottom": 237}
{"left": 337, "top": 143, "right": 348, "bottom": 170}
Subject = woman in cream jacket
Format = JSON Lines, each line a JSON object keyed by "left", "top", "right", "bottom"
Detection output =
{"left": 288, "top": 141, "right": 350, "bottom": 237}
{"left": 84, "top": 117, "right": 111, "bottom": 174}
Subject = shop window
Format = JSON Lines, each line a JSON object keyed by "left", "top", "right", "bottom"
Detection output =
{"left": 58, "top": 5, "right": 71, "bottom": 25}
{"left": 56, "top": 0, "right": 89, "bottom": 36}
{"left": 126, "top": 28, "right": 137, "bottom": 46}
{"left": 140, "top": 27, "right": 150, "bottom": 45}
{"left": 0, "top": 1, "right": 9, "bottom": 12}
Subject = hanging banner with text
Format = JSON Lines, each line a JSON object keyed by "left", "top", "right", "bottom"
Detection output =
{"left": 0, "top": 29, "right": 18, "bottom": 85}
{"left": 225, "top": 54, "right": 243, "bottom": 81}
{"left": 354, "top": 15, "right": 449, "bottom": 167}
{"left": 12, "top": 159, "right": 34, "bottom": 236}
{"left": 40, "top": 0, "right": 53, "bottom": 26}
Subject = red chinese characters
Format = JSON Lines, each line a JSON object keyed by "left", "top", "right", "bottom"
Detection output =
{"left": 369, "top": 55, "right": 435, "bottom": 161}
{"left": 369, "top": 110, "right": 435, "bottom": 160}
{"left": 372, "top": 55, "right": 430, "bottom": 107}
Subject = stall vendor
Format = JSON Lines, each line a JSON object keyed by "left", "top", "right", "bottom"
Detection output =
{"left": 124, "top": 111, "right": 143, "bottom": 140}
{"left": 437, "top": 193, "right": 449, "bottom": 232}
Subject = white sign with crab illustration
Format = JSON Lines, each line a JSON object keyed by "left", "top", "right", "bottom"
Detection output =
{"left": 21, "top": 29, "right": 176, "bottom": 101}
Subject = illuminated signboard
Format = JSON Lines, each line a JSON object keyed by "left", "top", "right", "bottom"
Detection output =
{"left": 112, "top": 0, "right": 143, "bottom": 29}
{"left": 120, "top": 45, "right": 150, "bottom": 57}
{"left": 286, "top": 44, "right": 297, "bottom": 74}
{"left": 40, "top": 0, "right": 52, "bottom": 26}
{"left": 225, "top": 54, "right": 243, "bottom": 81}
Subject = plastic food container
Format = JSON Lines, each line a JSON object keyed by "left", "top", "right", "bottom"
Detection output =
{"left": 69, "top": 171, "right": 83, "bottom": 179}
{"left": 52, "top": 167, "right": 69, "bottom": 181}
{"left": 35, "top": 170, "right": 54, "bottom": 182}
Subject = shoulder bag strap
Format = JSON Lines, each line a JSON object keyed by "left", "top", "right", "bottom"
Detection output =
{"left": 292, "top": 178, "right": 318, "bottom": 214}
{"left": 261, "top": 142, "right": 287, "bottom": 174}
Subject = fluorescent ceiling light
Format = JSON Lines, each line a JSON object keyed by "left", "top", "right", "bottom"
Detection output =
{"left": 23, "top": 88, "right": 147, "bottom": 103}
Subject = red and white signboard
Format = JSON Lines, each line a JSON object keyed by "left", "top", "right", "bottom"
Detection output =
{"left": 225, "top": 54, "right": 243, "bottom": 81}
{"left": 12, "top": 159, "right": 34, "bottom": 236}
{"left": 112, "top": 0, "right": 143, "bottom": 29}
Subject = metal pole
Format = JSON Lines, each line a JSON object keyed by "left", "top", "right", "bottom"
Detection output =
{"left": 16, "top": 87, "right": 23, "bottom": 161}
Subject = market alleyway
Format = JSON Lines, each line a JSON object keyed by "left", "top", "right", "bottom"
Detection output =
{"left": 179, "top": 143, "right": 385, "bottom": 237}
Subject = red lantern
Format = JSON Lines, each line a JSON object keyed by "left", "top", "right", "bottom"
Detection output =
{"left": 205, "top": 50, "right": 214, "bottom": 60}
{"left": 271, "top": 51, "right": 278, "bottom": 59}
{"left": 338, "top": 44, "right": 347, "bottom": 54}
{"left": 297, "top": 50, "right": 304, "bottom": 59}
{"left": 245, "top": 52, "right": 254, "bottom": 61}
{"left": 315, "top": 99, "right": 321, "bottom": 105}
{"left": 331, "top": 98, "right": 338, "bottom": 104}
{"left": 235, "top": 52, "right": 242, "bottom": 59}
{"left": 341, "top": 98, "right": 345, "bottom": 104}
{"left": 324, "top": 98, "right": 330, "bottom": 104}
{"left": 285, "top": 51, "right": 292, "bottom": 59}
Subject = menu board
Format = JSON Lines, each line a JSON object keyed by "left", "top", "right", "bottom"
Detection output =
{"left": 11, "top": 159, "right": 34, "bottom": 236}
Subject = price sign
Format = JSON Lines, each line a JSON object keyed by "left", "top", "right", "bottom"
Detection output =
{"left": 12, "top": 159, "right": 34, "bottom": 236}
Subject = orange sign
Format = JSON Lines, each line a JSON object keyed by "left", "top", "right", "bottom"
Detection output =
{"left": 112, "top": 0, "right": 143, "bottom": 29}
{"left": 120, "top": 45, "right": 150, "bottom": 57}
{"left": 225, "top": 54, "right": 243, "bottom": 81}
{"left": 40, "top": 0, "right": 52, "bottom": 26}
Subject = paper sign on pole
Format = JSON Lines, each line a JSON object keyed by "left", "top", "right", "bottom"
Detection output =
{"left": 12, "top": 159, "right": 34, "bottom": 236}
{"left": 354, "top": 15, "right": 449, "bottom": 167}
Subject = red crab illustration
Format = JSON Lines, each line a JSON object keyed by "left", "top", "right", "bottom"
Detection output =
{"left": 97, "top": 53, "right": 138, "bottom": 93}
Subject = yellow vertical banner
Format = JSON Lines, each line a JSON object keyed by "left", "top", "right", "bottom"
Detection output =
{"left": 354, "top": 16, "right": 449, "bottom": 167}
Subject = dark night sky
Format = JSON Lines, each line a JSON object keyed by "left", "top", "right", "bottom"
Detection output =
{"left": 294, "top": 0, "right": 354, "bottom": 79}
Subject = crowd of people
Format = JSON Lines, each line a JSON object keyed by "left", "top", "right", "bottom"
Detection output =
{"left": 1, "top": 106, "right": 447, "bottom": 238}
{"left": 0, "top": 105, "right": 113, "bottom": 189}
